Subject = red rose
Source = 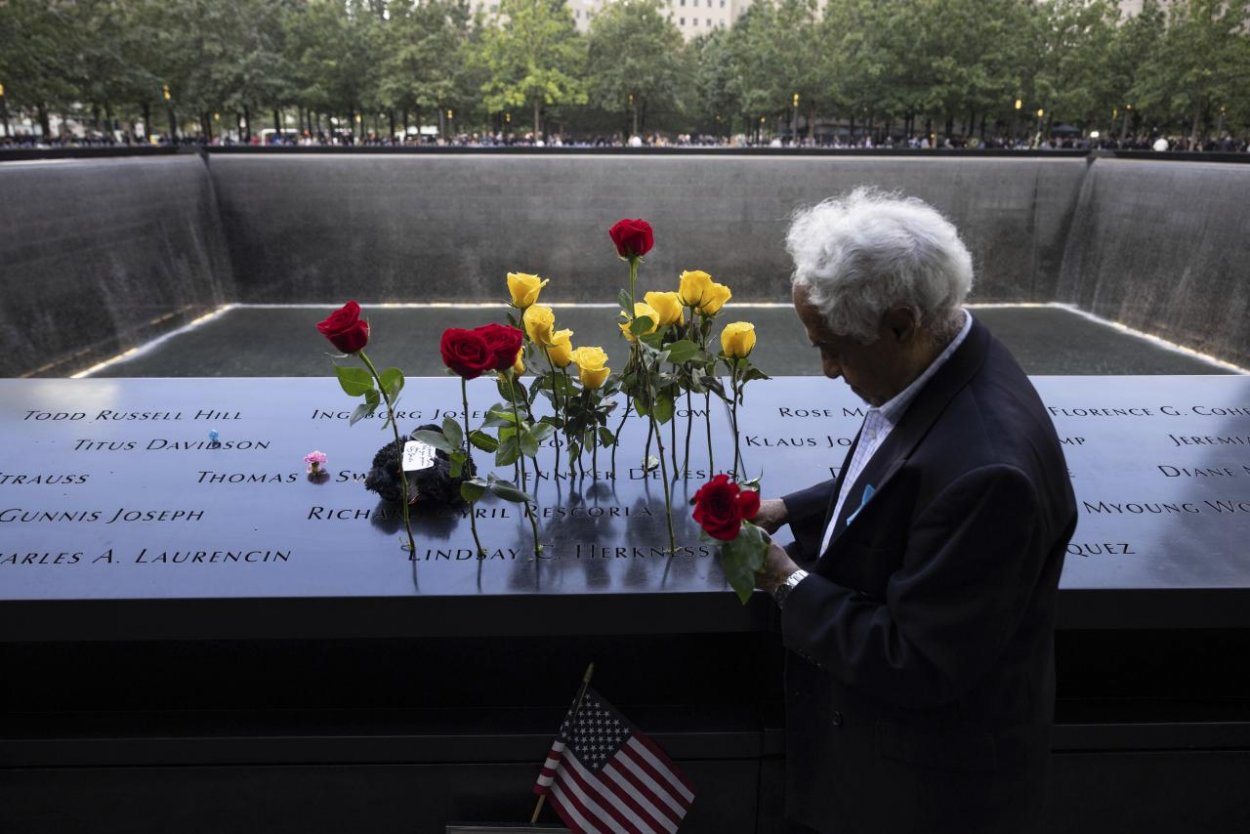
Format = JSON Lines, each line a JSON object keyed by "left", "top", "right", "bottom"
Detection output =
{"left": 316, "top": 301, "right": 370, "bottom": 354}
{"left": 692, "top": 474, "right": 758, "bottom": 541}
{"left": 474, "top": 323, "right": 525, "bottom": 372}
{"left": 608, "top": 218, "right": 654, "bottom": 259}
{"left": 440, "top": 328, "right": 494, "bottom": 379}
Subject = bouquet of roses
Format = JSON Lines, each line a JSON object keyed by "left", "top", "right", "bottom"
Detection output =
{"left": 691, "top": 474, "right": 768, "bottom": 604}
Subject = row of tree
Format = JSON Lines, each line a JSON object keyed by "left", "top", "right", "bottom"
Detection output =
{"left": 1, "top": 0, "right": 1247, "bottom": 144}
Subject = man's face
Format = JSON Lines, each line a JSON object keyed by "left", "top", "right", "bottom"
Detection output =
{"left": 793, "top": 287, "right": 905, "bottom": 407}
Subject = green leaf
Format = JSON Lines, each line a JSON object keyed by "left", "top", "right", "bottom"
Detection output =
{"left": 441, "top": 416, "right": 464, "bottom": 449}
{"left": 618, "top": 288, "right": 633, "bottom": 313}
{"left": 495, "top": 436, "right": 521, "bottom": 467}
{"left": 379, "top": 367, "right": 404, "bottom": 400}
{"left": 349, "top": 399, "right": 379, "bottom": 426}
{"left": 460, "top": 480, "right": 487, "bottom": 503}
{"left": 469, "top": 430, "right": 499, "bottom": 452}
{"left": 411, "top": 430, "right": 454, "bottom": 454}
{"left": 449, "top": 457, "right": 463, "bottom": 479}
{"left": 652, "top": 394, "right": 675, "bottom": 425}
{"left": 742, "top": 366, "right": 772, "bottom": 383}
{"left": 598, "top": 427, "right": 616, "bottom": 446}
{"left": 719, "top": 527, "right": 769, "bottom": 605}
{"left": 484, "top": 406, "right": 518, "bottom": 428}
{"left": 630, "top": 315, "right": 655, "bottom": 336}
{"left": 665, "top": 339, "right": 700, "bottom": 364}
{"left": 633, "top": 396, "right": 649, "bottom": 418}
{"left": 530, "top": 423, "right": 556, "bottom": 443}
{"left": 496, "top": 376, "right": 528, "bottom": 404}
{"left": 489, "top": 479, "right": 533, "bottom": 504}
{"left": 520, "top": 426, "right": 540, "bottom": 458}
{"left": 335, "top": 365, "right": 375, "bottom": 397}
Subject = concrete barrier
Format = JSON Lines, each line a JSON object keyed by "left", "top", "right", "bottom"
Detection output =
{"left": 2, "top": 151, "right": 1247, "bottom": 375}
{"left": 207, "top": 153, "right": 1087, "bottom": 305}
{"left": 0, "top": 155, "right": 234, "bottom": 377}
{"left": 1057, "top": 159, "right": 1250, "bottom": 367}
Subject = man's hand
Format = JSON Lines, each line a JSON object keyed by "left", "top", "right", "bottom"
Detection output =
{"left": 756, "top": 541, "right": 802, "bottom": 596}
{"left": 753, "top": 498, "right": 789, "bottom": 533}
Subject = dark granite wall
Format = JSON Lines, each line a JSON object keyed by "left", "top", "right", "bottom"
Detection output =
{"left": 206, "top": 154, "right": 1087, "bottom": 305}
{"left": 0, "top": 155, "right": 234, "bottom": 377}
{"left": 1057, "top": 159, "right": 1250, "bottom": 368}
{"left": 3, "top": 152, "right": 1248, "bottom": 376}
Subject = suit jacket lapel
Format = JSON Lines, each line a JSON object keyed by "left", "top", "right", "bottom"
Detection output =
{"left": 821, "top": 318, "right": 993, "bottom": 557}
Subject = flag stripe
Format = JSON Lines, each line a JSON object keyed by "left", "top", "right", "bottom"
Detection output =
{"left": 555, "top": 764, "right": 634, "bottom": 834}
{"left": 563, "top": 756, "right": 650, "bottom": 834}
{"left": 629, "top": 736, "right": 697, "bottom": 802}
{"left": 601, "top": 762, "right": 680, "bottom": 834}
{"left": 536, "top": 739, "right": 565, "bottom": 789}
{"left": 607, "top": 754, "right": 684, "bottom": 827}
{"left": 617, "top": 744, "right": 689, "bottom": 818}
{"left": 550, "top": 783, "right": 605, "bottom": 834}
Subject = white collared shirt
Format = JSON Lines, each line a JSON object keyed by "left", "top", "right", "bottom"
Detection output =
{"left": 817, "top": 310, "right": 974, "bottom": 555}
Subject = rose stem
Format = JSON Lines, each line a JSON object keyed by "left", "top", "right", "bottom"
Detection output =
{"left": 359, "top": 350, "right": 416, "bottom": 555}
{"left": 459, "top": 378, "right": 486, "bottom": 557}
{"left": 705, "top": 390, "right": 715, "bottom": 475}
{"left": 731, "top": 360, "right": 743, "bottom": 478}
{"left": 684, "top": 387, "right": 693, "bottom": 477}
{"left": 648, "top": 386, "right": 677, "bottom": 554}
{"left": 543, "top": 348, "right": 562, "bottom": 478}
{"left": 509, "top": 373, "right": 542, "bottom": 555}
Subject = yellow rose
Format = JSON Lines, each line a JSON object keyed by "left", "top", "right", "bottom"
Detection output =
{"left": 643, "top": 291, "right": 683, "bottom": 327}
{"left": 678, "top": 270, "right": 713, "bottom": 307}
{"left": 546, "top": 329, "right": 574, "bottom": 368}
{"left": 512, "top": 347, "right": 525, "bottom": 375}
{"left": 720, "top": 321, "right": 757, "bottom": 358}
{"left": 507, "top": 272, "right": 549, "bottom": 309}
{"left": 523, "top": 303, "right": 556, "bottom": 346}
{"left": 699, "top": 281, "right": 732, "bottom": 316}
{"left": 571, "top": 346, "right": 611, "bottom": 389}
{"left": 619, "top": 302, "right": 659, "bottom": 342}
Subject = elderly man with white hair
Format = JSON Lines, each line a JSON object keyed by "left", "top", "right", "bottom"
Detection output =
{"left": 752, "top": 188, "right": 1077, "bottom": 834}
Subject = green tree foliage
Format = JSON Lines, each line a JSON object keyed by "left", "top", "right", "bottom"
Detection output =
{"left": 1, "top": 0, "right": 1247, "bottom": 144}
{"left": 477, "top": 0, "right": 587, "bottom": 138}
{"left": 380, "top": 0, "right": 477, "bottom": 134}
{"left": 585, "top": 0, "right": 687, "bottom": 138}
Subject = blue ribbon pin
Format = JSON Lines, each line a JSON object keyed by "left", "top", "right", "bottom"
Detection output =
{"left": 846, "top": 483, "right": 875, "bottom": 525}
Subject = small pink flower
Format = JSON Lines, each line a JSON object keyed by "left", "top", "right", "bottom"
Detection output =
{"left": 304, "top": 450, "right": 327, "bottom": 474}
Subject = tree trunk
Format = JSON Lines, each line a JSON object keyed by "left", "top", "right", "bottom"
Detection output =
{"left": 273, "top": 108, "right": 281, "bottom": 139}
{"left": 243, "top": 105, "right": 252, "bottom": 141}
{"left": 37, "top": 104, "right": 50, "bottom": 139}
{"left": 141, "top": 102, "right": 151, "bottom": 139}
{"left": 1191, "top": 105, "right": 1202, "bottom": 147}
{"left": 632, "top": 101, "right": 639, "bottom": 137}
{"left": 807, "top": 103, "right": 815, "bottom": 140}
{"left": 979, "top": 113, "right": 987, "bottom": 139}
{"left": 533, "top": 98, "right": 541, "bottom": 141}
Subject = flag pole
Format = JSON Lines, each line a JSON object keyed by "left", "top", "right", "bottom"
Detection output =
{"left": 531, "top": 662, "right": 595, "bottom": 825}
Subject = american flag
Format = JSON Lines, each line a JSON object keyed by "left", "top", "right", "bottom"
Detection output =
{"left": 534, "top": 686, "right": 696, "bottom": 834}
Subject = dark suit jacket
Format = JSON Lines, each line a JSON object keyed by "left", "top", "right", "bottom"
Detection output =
{"left": 779, "top": 318, "right": 1077, "bottom": 834}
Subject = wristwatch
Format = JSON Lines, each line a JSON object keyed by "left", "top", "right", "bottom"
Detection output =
{"left": 772, "top": 568, "right": 810, "bottom": 608}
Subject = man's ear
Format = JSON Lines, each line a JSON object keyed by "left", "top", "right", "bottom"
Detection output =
{"left": 882, "top": 307, "right": 918, "bottom": 342}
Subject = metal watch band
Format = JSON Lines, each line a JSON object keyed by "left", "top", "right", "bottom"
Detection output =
{"left": 773, "top": 568, "right": 810, "bottom": 608}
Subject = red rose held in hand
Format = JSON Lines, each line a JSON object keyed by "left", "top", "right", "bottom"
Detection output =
{"left": 440, "top": 328, "right": 495, "bottom": 379}
{"left": 316, "top": 300, "right": 370, "bottom": 354}
{"left": 474, "top": 323, "right": 525, "bottom": 372}
{"left": 693, "top": 474, "right": 759, "bottom": 541}
{"left": 608, "top": 218, "right": 654, "bottom": 259}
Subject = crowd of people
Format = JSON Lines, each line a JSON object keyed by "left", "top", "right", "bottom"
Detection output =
{"left": 2, "top": 128, "right": 1247, "bottom": 153}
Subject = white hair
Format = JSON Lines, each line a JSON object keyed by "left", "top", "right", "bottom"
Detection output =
{"left": 785, "top": 187, "right": 973, "bottom": 343}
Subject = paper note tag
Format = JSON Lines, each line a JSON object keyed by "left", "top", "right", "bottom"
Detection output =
{"left": 402, "top": 440, "right": 437, "bottom": 472}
